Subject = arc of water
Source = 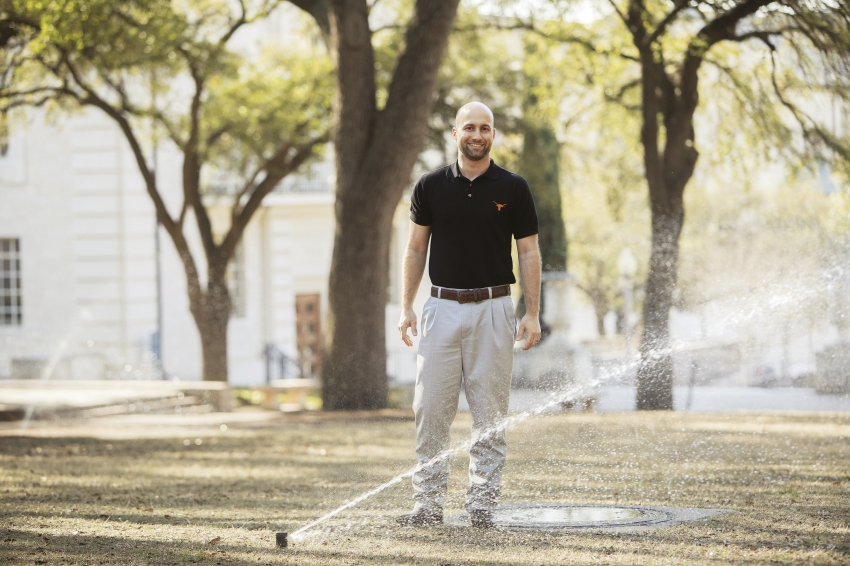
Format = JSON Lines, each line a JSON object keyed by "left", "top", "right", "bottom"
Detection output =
{"left": 288, "top": 345, "right": 683, "bottom": 541}
{"left": 20, "top": 338, "right": 70, "bottom": 430}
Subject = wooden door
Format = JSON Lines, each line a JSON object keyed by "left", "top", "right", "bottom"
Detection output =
{"left": 295, "top": 293, "right": 321, "bottom": 378}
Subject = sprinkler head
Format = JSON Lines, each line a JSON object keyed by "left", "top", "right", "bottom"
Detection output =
{"left": 275, "top": 532, "right": 288, "bottom": 548}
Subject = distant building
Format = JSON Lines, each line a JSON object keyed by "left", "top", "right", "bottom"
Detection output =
{"left": 0, "top": 109, "right": 430, "bottom": 385}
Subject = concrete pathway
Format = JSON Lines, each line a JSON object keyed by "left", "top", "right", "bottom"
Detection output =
{"left": 459, "top": 386, "right": 850, "bottom": 413}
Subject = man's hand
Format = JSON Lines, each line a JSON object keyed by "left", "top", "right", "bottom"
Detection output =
{"left": 516, "top": 313, "right": 541, "bottom": 350}
{"left": 515, "top": 235, "right": 542, "bottom": 350}
{"left": 398, "top": 308, "right": 418, "bottom": 347}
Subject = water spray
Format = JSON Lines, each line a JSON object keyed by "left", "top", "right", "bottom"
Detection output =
{"left": 277, "top": 345, "right": 679, "bottom": 546}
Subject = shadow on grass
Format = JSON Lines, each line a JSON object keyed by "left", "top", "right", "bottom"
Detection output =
{"left": 2, "top": 412, "right": 848, "bottom": 564}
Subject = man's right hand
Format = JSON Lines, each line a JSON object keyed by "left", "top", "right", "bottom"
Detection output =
{"left": 398, "top": 308, "right": 418, "bottom": 347}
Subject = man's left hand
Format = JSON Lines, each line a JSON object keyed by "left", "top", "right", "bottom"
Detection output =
{"left": 516, "top": 313, "right": 542, "bottom": 350}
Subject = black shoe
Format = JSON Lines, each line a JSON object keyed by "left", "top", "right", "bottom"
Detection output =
{"left": 396, "top": 508, "right": 443, "bottom": 526}
{"left": 469, "top": 509, "right": 494, "bottom": 528}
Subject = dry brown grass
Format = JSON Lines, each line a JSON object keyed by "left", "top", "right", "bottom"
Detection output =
{"left": 1, "top": 408, "right": 848, "bottom": 565}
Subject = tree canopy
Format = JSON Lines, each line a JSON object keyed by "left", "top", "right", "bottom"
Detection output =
{"left": 0, "top": 0, "right": 333, "bottom": 381}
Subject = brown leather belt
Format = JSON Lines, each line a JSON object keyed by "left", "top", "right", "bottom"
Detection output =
{"left": 431, "top": 285, "right": 511, "bottom": 304}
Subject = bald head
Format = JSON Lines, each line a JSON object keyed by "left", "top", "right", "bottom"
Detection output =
{"left": 452, "top": 101, "right": 496, "bottom": 164}
{"left": 455, "top": 102, "right": 495, "bottom": 129}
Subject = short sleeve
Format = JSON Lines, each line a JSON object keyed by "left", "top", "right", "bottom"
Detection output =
{"left": 409, "top": 175, "right": 432, "bottom": 226}
{"left": 512, "top": 177, "right": 539, "bottom": 239}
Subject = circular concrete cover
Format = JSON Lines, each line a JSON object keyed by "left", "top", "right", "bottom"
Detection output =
{"left": 446, "top": 503, "right": 670, "bottom": 529}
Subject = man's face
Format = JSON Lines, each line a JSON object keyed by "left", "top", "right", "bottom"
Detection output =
{"left": 452, "top": 110, "right": 495, "bottom": 161}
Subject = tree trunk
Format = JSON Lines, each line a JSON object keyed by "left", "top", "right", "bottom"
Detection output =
{"left": 320, "top": 0, "right": 460, "bottom": 410}
{"left": 323, "top": 194, "right": 394, "bottom": 409}
{"left": 189, "top": 272, "right": 232, "bottom": 382}
{"left": 635, "top": 202, "right": 683, "bottom": 410}
{"left": 595, "top": 303, "right": 607, "bottom": 338}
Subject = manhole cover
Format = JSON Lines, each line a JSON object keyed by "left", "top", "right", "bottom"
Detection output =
{"left": 445, "top": 503, "right": 670, "bottom": 529}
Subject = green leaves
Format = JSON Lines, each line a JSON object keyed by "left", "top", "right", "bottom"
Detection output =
{"left": 1, "top": 0, "right": 332, "bottom": 185}
{"left": 203, "top": 47, "right": 333, "bottom": 177}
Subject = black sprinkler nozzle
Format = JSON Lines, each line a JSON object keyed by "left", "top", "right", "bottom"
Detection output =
{"left": 275, "top": 532, "right": 288, "bottom": 548}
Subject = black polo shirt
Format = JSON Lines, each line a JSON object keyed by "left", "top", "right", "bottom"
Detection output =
{"left": 409, "top": 159, "right": 538, "bottom": 289}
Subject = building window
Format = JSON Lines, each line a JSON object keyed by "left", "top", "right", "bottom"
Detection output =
{"left": 226, "top": 243, "right": 246, "bottom": 318}
{"left": 0, "top": 238, "right": 22, "bottom": 326}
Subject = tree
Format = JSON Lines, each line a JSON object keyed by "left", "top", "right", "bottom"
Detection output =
{"left": 289, "top": 0, "right": 461, "bottom": 409}
{"left": 505, "top": 0, "right": 850, "bottom": 409}
{"left": 0, "top": 0, "right": 332, "bottom": 381}
{"left": 608, "top": 0, "right": 850, "bottom": 409}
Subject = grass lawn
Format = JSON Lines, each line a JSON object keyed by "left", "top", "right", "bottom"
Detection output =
{"left": 1, "top": 408, "right": 848, "bottom": 565}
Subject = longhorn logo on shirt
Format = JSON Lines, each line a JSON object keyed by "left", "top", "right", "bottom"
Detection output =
{"left": 493, "top": 201, "right": 507, "bottom": 211}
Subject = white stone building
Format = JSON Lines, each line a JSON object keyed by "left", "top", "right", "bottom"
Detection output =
{"left": 0, "top": 108, "right": 434, "bottom": 386}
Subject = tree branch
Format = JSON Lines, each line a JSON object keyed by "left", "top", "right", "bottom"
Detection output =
{"left": 219, "top": 132, "right": 328, "bottom": 267}
{"left": 371, "top": 22, "right": 405, "bottom": 34}
{"left": 603, "top": 77, "right": 642, "bottom": 111}
{"left": 457, "top": 19, "right": 639, "bottom": 62}
{"left": 694, "top": 0, "right": 773, "bottom": 48}
{"left": 625, "top": 0, "right": 648, "bottom": 44}
{"left": 0, "top": 85, "right": 67, "bottom": 99}
{"left": 219, "top": 0, "right": 248, "bottom": 44}
{"left": 369, "top": 0, "right": 461, "bottom": 196}
{"left": 148, "top": 109, "right": 186, "bottom": 149}
{"left": 677, "top": 0, "right": 774, "bottom": 130}
{"left": 644, "top": 0, "right": 689, "bottom": 47}
{"left": 768, "top": 51, "right": 850, "bottom": 163}
{"left": 606, "top": 0, "right": 629, "bottom": 27}
{"left": 227, "top": 117, "right": 314, "bottom": 220}
{"left": 288, "top": 0, "right": 331, "bottom": 46}
{"left": 203, "top": 124, "right": 232, "bottom": 156}
{"left": 182, "top": 64, "right": 218, "bottom": 263}
{"left": 729, "top": 28, "right": 794, "bottom": 46}
{"left": 53, "top": 51, "right": 203, "bottom": 295}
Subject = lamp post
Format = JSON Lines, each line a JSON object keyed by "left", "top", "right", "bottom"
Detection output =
{"left": 617, "top": 248, "right": 638, "bottom": 350}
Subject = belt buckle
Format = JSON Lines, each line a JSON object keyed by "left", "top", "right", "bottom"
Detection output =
{"left": 465, "top": 288, "right": 481, "bottom": 303}
{"left": 458, "top": 290, "right": 471, "bottom": 304}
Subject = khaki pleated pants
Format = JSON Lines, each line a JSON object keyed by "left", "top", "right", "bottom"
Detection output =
{"left": 412, "top": 291, "right": 516, "bottom": 512}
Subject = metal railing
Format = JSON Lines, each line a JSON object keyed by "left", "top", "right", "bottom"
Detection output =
{"left": 263, "top": 343, "right": 304, "bottom": 384}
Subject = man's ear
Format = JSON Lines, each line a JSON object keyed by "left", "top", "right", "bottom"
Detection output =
{"left": 451, "top": 127, "right": 457, "bottom": 140}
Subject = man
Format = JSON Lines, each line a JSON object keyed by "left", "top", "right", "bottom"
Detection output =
{"left": 397, "top": 101, "right": 542, "bottom": 528}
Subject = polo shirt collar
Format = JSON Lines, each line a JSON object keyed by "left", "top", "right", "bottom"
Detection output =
{"left": 448, "top": 159, "right": 500, "bottom": 181}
